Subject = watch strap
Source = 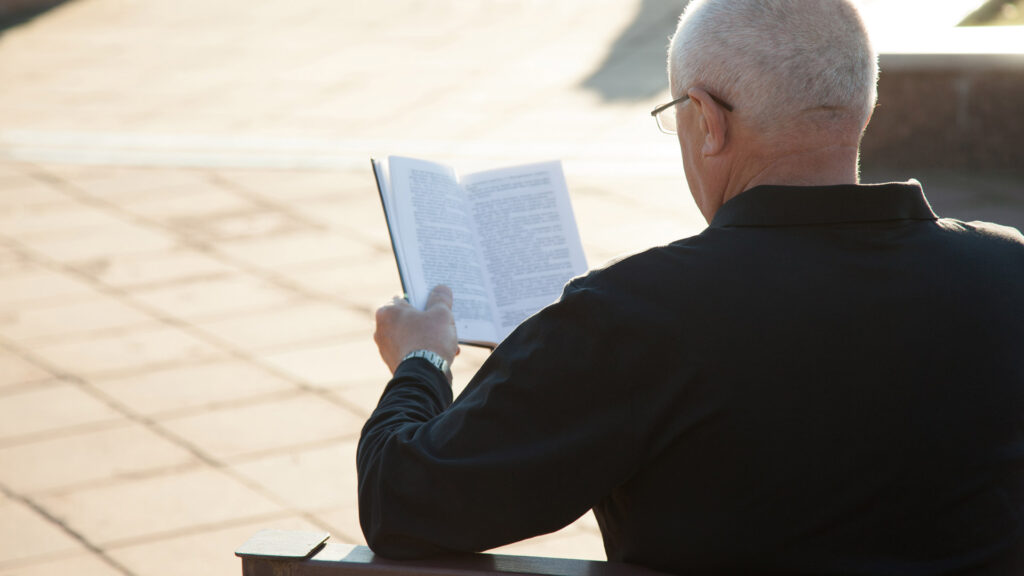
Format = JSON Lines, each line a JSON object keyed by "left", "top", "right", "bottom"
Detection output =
{"left": 401, "top": 349, "right": 450, "bottom": 375}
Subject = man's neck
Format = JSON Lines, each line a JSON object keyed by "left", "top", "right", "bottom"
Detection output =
{"left": 730, "top": 145, "right": 861, "bottom": 201}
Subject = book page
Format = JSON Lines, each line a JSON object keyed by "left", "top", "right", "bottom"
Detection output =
{"left": 387, "top": 157, "right": 499, "bottom": 345}
{"left": 463, "top": 161, "right": 587, "bottom": 342}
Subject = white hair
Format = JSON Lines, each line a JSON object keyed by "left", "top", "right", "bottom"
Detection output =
{"left": 668, "top": 0, "right": 878, "bottom": 133}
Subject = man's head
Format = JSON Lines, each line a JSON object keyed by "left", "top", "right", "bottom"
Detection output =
{"left": 666, "top": 0, "right": 878, "bottom": 220}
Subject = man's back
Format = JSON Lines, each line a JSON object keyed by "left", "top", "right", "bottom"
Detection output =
{"left": 584, "top": 183, "right": 1024, "bottom": 573}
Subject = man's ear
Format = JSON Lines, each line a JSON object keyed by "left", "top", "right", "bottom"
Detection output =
{"left": 689, "top": 87, "right": 728, "bottom": 156}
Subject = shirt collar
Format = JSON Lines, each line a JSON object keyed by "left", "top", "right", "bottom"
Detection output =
{"left": 709, "top": 181, "right": 938, "bottom": 228}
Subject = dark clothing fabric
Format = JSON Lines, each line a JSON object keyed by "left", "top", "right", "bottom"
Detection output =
{"left": 357, "top": 182, "right": 1024, "bottom": 575}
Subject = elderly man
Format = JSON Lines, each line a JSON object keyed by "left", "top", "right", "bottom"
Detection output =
{"left": 358, "top": 0, "right": 1024, "bottom": 573}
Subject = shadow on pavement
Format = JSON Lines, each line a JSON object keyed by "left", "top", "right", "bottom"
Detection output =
{"left": 580, "top": 0, "right": 692, "bottom": 101}
{"left": 0, "top": 0, "right": 71, "bottom": 33}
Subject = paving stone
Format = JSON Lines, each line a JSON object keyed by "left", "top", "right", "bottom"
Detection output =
{"left": 328, "top": 383, "right": 385, "bottom": 420}
{"left": 260, "top": 338, "right": 389, "bottom": 389}
{"left": 293, "top": 194, "right": 392, "bottom": 249}
{"left": 119, "top": 185, "right": 254, "bottom": 221}
{"left": 107, "top": 515, "right": 326, "bottom": 576}
{"left": 0, "top": 200, "right": 126, "bottom": 237}
{"left": 0, "top": 163, "right": 30, "bottom": 182}
{"left": 570, "top": 185, "right": 703, "bottom": 266}
{"left": 0, "top": 552, "right": 123, "bottom": 576}
{"left": 0, "top": 242, "right": 32, "bottom": 275}
{"left": 0, "top": 381, "right": 121, "bottom": 443}
{"left": 35, "top": 467, "right": 284, "bottom": 546}
{"left": 159, "top": 392, "right": 363, "bottom": 462}
{"left": 128, "top": 274, "right": 297, "bottom": 322}
{"left": 0, "top": 349, "right": 52, "bottom": 389}
{"left": 0, "top": 421, "right": 196, "bottom": 495}
{"left": 286, "top": 254, "right": 400, "bottom": 312}
{"left": 92, "top": 359, "right": 297, "bottom": 417}
{"left": 194, "top": 301, "right": 369, "bottom": 352}
{"left": 0, "top": 173, "right": 72, "bottom": 209}
{"left": 310, "top": 505, "right": 365, "bottom": 544}
{"left": 230, "top": 439, "right": 357, "bottom": 512}
{"left": 170, "top": 206, "right": 308, "bottom": 242}
{"left": 45, "top": 166, "right": 217, "bottom": 202}
{"left": 29, "top": 325, "right": 225, "bottom": 377}
{"left": 214, "top": 168, "right": 353, "bottom": 202}
{"left": 0, "top": 294, "right": 155, "bottom": 344}
{"left": 0, "top": 493, "right": 84, "bottom": 566}
{"left": 24, "top": 222, "right": 178, "bottom": 265}
{"left": 214, "top": 229, "right": 374, "bottom": 269}
{"left": 79, "top": 247, "right": 233, "bottom": 290}
{"left": 0, "top": 265, "right": 96, "bottom": 308}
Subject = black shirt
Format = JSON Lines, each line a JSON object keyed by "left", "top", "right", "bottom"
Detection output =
{"left": 358, "top": 182, "right": 1024, "bottom": 575}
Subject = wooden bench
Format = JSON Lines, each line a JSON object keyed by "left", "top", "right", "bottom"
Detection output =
{"left": 236, "top": 529, "right": 671, "bottom": 576}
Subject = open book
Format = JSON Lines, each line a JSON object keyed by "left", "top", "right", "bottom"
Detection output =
{"left": 372, "top": 156, "right": 588, "bottom": 348}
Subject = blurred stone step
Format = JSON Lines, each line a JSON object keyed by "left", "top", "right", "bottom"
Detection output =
{"left": 863, "top": 27, "right": 1024, "bottom": 175}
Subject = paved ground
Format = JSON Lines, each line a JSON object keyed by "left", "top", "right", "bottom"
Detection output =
{"left": 0, "top": 1, "right": 1021, "bottom": 575}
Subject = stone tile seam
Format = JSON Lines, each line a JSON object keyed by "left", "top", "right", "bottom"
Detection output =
{"left": 89, "top": 268, "right": 239, "bottom": 294}
{"left": 0, "top": 328, "right": 365, "bottom": 470}
{"left": 211, "top": 431, "right": 362, "bottom": 468}
{"left": 25, "top": 163, "right": 373, "bottom": 317}
{"left": 0, "top": 268, "right": 234, "bottom": 309}
{"left": 0, "top": 233, "right": 369, "bottom": 418}
{"left": 231, "top": 329, "right": 371, "bottom": 357}
{"left": 1, "top": 131, "right": 685, "bottom": 176}
{"left": 0, "top": 415, "right": 130, "bottom": 451}
{"left": 96, "top": 508, "right": 335, "bottom": 554}
{"left": 0, "top": 384, "right": 325, "bottom": 450}
{"left": 0, "top": 332, "right": 359, "bottom": 540}
{"left": 121, "top": 387, "right": 314, "bottom": 424}
{"left": 205, "top": 171, "right": 330, "bottom": 233}
{"left": 0, "top": 297, "right": 357, "bottom": 345}
{"left": 0, "top": 331, "right": 227, "bottom": 467}
{"left": 9, "top": 461, "right": 208, "bottom": 502}
{"left": 0, "top": 235, "right": 381, "bottom": 423}
{"left": 1, "top": 319, "right": 165, "bottom": 349}
{"left": 0, "top": 481, "right": 138, "bottom": 576}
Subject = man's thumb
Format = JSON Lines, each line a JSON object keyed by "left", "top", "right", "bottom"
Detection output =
{"left": 425, "top": 284, "right": 453, "bottom": 311}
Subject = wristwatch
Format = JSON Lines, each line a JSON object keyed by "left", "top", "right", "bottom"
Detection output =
{"left": 401, "top": 349, "right": 450, "bottom": 376}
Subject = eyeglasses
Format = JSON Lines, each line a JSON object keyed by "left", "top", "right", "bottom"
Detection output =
{"left": 650, "top": 92, "right": 734, "bottom": 134}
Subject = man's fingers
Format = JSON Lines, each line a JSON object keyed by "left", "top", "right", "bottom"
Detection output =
{"left": 425, "top": 285, "right": 454, "bottom": 311}
{"left": 386, "top": 294, "right": 411, "bottom": 308}
{"left": 373, "top": 286, "right": 459, "bottom": 375}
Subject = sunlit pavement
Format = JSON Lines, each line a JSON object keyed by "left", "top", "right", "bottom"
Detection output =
{"left": 0, "top": 1, "right": 1021, "bottom": 575}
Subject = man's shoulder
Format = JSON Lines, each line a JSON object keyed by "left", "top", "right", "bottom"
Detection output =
{"left": 934, "top": 218, "right": 1024, "bottom": 268}
{"left": 937, "top": 217, "right": 1024, "bottom": 246}
{"left": 564, "top": 235, "right": 714, "bottom": 297}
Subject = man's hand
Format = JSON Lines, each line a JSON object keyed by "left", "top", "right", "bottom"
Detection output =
{"left": 374, "top": 285, "right": 459, "bottom": 376}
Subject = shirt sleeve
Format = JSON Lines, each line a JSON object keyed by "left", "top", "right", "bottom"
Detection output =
{"left": 356, "top": 279, "right": 639, "bottom": 559}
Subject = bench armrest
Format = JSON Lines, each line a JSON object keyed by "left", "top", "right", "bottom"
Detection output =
{"left": 236, "top": 529, "right": 670, "bottom": 576}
